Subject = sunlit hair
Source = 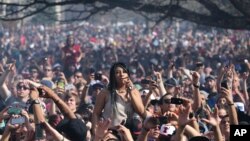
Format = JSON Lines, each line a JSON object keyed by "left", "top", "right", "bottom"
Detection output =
{"left": 64, "top": 91, "right": 80, "bottom": 106}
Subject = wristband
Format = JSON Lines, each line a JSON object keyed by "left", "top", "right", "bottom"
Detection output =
{"left": 193, "top": 83, "right": 200, "bottom": 88}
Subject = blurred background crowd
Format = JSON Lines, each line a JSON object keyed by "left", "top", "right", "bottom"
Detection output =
{"left": 0, "top": 20, "right": 249, "bottom": 141}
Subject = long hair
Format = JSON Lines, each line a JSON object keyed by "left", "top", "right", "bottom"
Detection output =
{"left": 108, "top": 62, "right": 130, "bottom": 116}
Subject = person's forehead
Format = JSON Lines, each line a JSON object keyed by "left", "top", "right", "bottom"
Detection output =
{"left": 115, "top": 66, "right": 124, "bottom": 70}
{"left": 75, "top": 72, "right": 82, "bottom": 75}
{"left": 200, "top": 94, "right": 206, "bottom": 98}
{"left": 221, "top": 115, "right": 229, "bottom": 119}
{"left": 234, "top": 78, "right": 239, "bottom": 81}
{"left": 17, "top": 82, "right": 28, "bottom": 86}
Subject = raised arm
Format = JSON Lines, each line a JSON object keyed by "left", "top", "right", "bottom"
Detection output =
{"left": 179, "top": 67, "right": 193, "bottom": 81}
{"left": 154, "top": 71, "right": 166, "bottom": 96}
{"left": 221, "top": 87, "right": 238, "bottom": 125}
{"left": 0, "top": 62, "right": 15, "bottom": 100}
{"left": 192, "top": 72, "right": 201, "bottom": 112}
{"left": 92, "top": 89, "right": 107, "bottom": 136}
{"left": 126, "top": 78, "right": 146, "bottom": 119}
{"left": 167, "top": 61, "right": 175, "bottom": 79}
{"left": 38, "top": 86, "right": 76, "bottom": 119}
{"left": 129, "top": 88, "right": 146, "bottom": 119}
{"left": 30, "top": 88, "right": 46, "bottom": 123}
{"left": 201, "top": 105, "right": 223, "bottom": 141}
{"left": 171, "top": 103, "right": 194, "bottom": 141}
{"left": 142, "top": 82, "right": 158, "bottom": 108}
{"left": 242, "top": 72, "right": 249, "bottom": 110}
{"left": 216, "top": 65, "right": 226, "bottom": 92}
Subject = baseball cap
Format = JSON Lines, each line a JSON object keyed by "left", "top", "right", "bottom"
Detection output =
{"left": 92, "top": 82, "right": 104, "bottom": 89}
{"left": 205, "top": 75, "right": 215, "bottom": 81}
{"left": 40, "top": 79, "right": 54, "bottom": 89}
{"left": 164, "top": 78, "right": 178, "bottom": 87}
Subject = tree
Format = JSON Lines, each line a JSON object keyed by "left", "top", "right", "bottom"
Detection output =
{"left": 0, "top": 0, "right": 250, "bottom": 29}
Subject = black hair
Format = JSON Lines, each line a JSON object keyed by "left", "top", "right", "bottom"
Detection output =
{"left": 108, "top": 62, "right": 130, "bottom": 92}
{"left": 108, "top": 62, "right": 130, "bottom": 117}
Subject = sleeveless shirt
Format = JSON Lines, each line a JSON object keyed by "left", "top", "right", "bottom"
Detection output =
{"left": 102, "top": 92, "right": 134, "bottom": 127}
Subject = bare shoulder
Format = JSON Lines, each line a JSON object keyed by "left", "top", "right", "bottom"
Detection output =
{"left": 97, "top": 88, "right": 109, "bottom": 101}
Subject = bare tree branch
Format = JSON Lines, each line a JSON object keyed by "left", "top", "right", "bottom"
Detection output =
{"left": 0, "top": 6, "right": 48, "bottom": 21}
{"left": 4, "top": 2, "right": 37, "bottom": 17}
{"left": 0, "top": 0, "right": 250, "bottom": 29}
{"left": 197, "top": 0, "right": 233, "bottom": 17}
{"left": 229, "top": 0, "right": 250, "bottom": 17}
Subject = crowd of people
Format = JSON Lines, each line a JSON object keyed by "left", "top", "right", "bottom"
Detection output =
{"left": 0, "top": 20, "right": 249, "bottom": 141}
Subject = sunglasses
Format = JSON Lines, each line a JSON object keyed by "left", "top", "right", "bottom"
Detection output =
{"left": 17, "top": 85, "right": 30, "bottom": 90}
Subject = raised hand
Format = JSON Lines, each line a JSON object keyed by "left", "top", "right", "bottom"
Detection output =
{"left": 142, "top": 115, "right": 159, "bottom": 131}
{"left": 37, "top": 85, "right": 55, "bottom": 98}
{"left": 115, "top": 125, "right": 134, "bottom": 141}
{"left": 4, "top": 60, "right": 16, "bottom": 72}
{"left": 242, "top": 72, "right": 249, "bottom": 80}
{"left": 192, "top": 71, "right": 200, "bottom": 84}
{"left": 123, "top": 77, "right": 134, "bottom": 91}
{"left": 178, "top": 104, "right": 194, "bottom": 127}
{"left": 95, "top": 118, "right": 111, "bottom": 139}
{"left": 201, "top": 105, "right": 220, "bottom": 127}
{"left": 153, "top": 71, "right": 163, "bottom": 83}
{"left": 220, "top": 87, "right": 233, "bottom": 104}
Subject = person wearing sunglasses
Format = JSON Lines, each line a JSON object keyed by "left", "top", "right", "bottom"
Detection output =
{"left": 5, "top": 80, "right": 31, "bottom": 109}
{"left": 0, "top": 63, "right": 45, "bottom": 115}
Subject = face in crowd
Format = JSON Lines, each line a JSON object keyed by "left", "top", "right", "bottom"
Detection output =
{"left": 160, "top": 94, "right": 177, "bottom": 113}
{"left": 66, "top": 35, "right": 74, "bottom": 47}
{"left": 30, "top": 68, "right": 39, "bottom": 79}
{"left": 205, "top": 78, "right": 216, "bottom": 90}
{"left": 43, "top": 66, "right": 53, "bottom": 78}
{"left": 64, "top": 93, "right": 79, "bottom": 113}
{"left": 16, "top": 81, "right": 30, "bottom": 99}
{"left": 109, "top": 62, "right": 130, "bottom": 90}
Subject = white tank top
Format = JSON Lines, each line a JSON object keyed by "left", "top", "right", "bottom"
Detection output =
{"left": 102, "top": 92, "right": 134, "bottom": 127}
